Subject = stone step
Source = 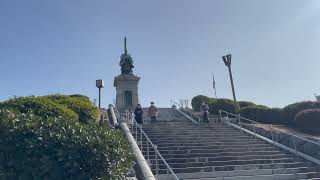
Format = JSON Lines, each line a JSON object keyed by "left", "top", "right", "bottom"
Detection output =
{"left": 141, "top": 148, "right": 283, "bottom": 155}
{"left": 138, "top": 142, "right": 272, "bottom": 148}
{"left": 174, "top": 171, "right": 320, "bottom": 180}
{"left": 139, "top": 139, "right": 265, "bottom": 144}
{"left": 143, "top": 153, "right": 292, "bottom": 161}
{"left": 140, "top": 126, "right": 240, "bottom": 130}
{"left": 139, "top": 133, "right": 249, "bottom": 138}
{"left": 153, "top": 157, "right": 302, "bottom": 165}
{"left": 140, "top": 132, "right": 254, "bottom": 138}
{"left": 149, "top": 161, "right": 312, "bottom": 171}
{"left": 141, "top": 131, "right": 248, "bottom": 136}
{"left": 142, "top": 150, "right": 285, "bottom": 157}
{"left": 141, "top": 123, "right": 230, "bottom": 126}
{"left": 152, "top": 145, "right": 280, "bottom": 152}
{"left": 142, "top": 131, "right": 244, "bottom": 134}
{"left": 153, "top": 167, "right": 319, "bottom": 176}
{"left": 145, "top": 154, "right": 293, "bottom": 162}
{"left": 142, "top": 131, "right": 245, "bottom": 135}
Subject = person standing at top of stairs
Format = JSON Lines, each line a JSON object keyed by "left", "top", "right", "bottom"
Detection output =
{"left": 148, "top": 102, "right": 158, "bottom": 123}
{"left": 134, "top": 104, "right": 143, "bottom": 124}
{"left": 200, "top": 101, "right": 210, "bottom": 123}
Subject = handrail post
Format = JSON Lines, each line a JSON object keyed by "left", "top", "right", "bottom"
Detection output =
{"left": 238, "top": 114, "right": 242, "bottom": 133}
{"left": 135, "top": 120, "right": 138, "bottom": 141}
{"left": 155, "top": 145, "right": 158, "bottom": 179}
{"left": 253, "top": 124, "right": 256, "bottom": 139}
{"left": 140, "top": 126, "right": 143, "bottom": 151}
{"left": 131, "top": 117, "right": 133, "bottom": 131}
{"left": 291, "top": 136, "right": 298, "bottom": 158}
{"left": 147, "top": 140, "right": 150, "bottom": 161}
{"left": 270, "top": 125, "right": 274, "bottom": 142}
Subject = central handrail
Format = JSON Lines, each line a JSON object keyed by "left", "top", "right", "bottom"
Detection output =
{"left": 219, "top": 110, "right": 320, "bottom": 165}
{"left": 170, "top": 100, "right": 201, "bottom": 124}
{"left": 125, "top": 110, "right": 180, "bottom": 180}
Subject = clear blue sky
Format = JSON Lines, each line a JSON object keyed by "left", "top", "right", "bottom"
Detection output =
{"left": 1, "top": 0, "right": 320, "bottom": 108}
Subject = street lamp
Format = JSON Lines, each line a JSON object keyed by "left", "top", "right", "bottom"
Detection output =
{"left": 222, "top": 54, "right": 239, "bottom": 113}
{"left": 96, "top": 79, "right": 104, "bottom": 108}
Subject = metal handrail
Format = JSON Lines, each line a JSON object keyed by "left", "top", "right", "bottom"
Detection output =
{"left": 170, "top": 100, "right": 201, "bottom": 124}
{"left": 219, "top": 110, "right": 320, "bottom": 146}
{"left": 181, "top": 108, "right": 202, "bottom": 124}
{"left": 170, "top": 100, "right": 182, "bottom": 108}
{"left": 110, "top": 106, "right": 155, "bottom": 180}
{"left": 125, "top": 110, "right": 180, "bottom": 180}
{"left": 219, "top": 110, "right": 320, "bottom": 164}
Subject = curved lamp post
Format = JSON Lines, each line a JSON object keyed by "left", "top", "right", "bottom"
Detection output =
{"left": 222, "top": 54, "right": 239, "bottom": 114}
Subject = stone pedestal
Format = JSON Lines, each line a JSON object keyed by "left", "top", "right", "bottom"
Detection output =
{"left": 114, "top": 74, "right": 140, "bottom": 111}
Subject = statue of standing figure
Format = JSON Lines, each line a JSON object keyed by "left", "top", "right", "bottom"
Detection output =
{"left": 120, "top": 37, "right": 134, "bottom": 75}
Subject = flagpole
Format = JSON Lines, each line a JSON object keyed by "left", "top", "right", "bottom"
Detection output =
{"left": 212, "top": 73, "right": 217, "bottom": 98}
{"left": 214, "top": 88, "right": 217, "bottom": 98}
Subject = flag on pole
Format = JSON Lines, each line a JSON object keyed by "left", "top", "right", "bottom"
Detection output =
{"left": 212, "top": 73, "right": 217, "bottom": 98}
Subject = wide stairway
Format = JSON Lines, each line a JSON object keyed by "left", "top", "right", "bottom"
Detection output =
{"left": 133, "top": 108, "right": 320, "bottom": 180}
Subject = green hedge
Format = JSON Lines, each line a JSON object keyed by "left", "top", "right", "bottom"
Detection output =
{"left": 192, "top": 95, "right": 320, "bottom": 134}
{"left": 191, "top": 95, "right": 246, "bottom": 114}
{"left": 208, "top": 98, "right": 236, "bottom": 114}
{"left": 0, "top": 96, "right": 79, "bottom": 121}
{"left": 44, "top": 94, "right": 99, "bottom": 124}
{"left": 238, "top": 101, "right": 256, "bottom": 109}
{"left": 191, "top": 95, "right": 212, "bottom": 111}
{"left": 294, "top": 109, "right": 320, "bottom": 134}
{"left": 0, "top": 95, "right": 100, "bottom": 124}
{"left": 69, "top": 94, "right": 91, "bottom": 101}
{"left": 239, "top": 106, "right": 286, "bottom": 124}
{"left": 283, "top": 101, "right": 320, "bottom": 125}
{"left": 0, "top": 109, "right": 133, "bottom": 179}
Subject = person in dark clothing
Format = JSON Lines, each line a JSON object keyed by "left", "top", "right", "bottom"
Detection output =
{"left": 134, "top": 104, "right": 143, "bottom": 124}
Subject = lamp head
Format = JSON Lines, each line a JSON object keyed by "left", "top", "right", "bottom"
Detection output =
{"left": 96, "top": 79, "right": 104, "bottom": 88}
{"left": 226, "top": 54, "right": 232, "bottom": 66}
{"left": 227, "top": 54, "right": 232, "bottom": 61}
{"left": 222, "top": 56, "right": 228, "bottom": 66}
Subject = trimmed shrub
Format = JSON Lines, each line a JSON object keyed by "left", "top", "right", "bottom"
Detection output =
{"left": 294, "top": 109, "right": 320, "bottom": 134}
{"left": 191, "top": 95, "right": 212, "bottom": 111}
{"left": 239, "top": 106, "right": 286, "bottom": 124}
{"left": 0, "top": 96, "right": 79, "bottom": 121}
{"left": 208, "top": 98, "right": 236, "bottom": 114}
{"left": 44, "top": 95, "right": 99, "bottom": 124}
{"left": 238, "top": 101, "right": 256, "bottom": 109}
{"left": 192, "top": 95, "right": 259, "bottom": 114}
{"left": 0, "top": 108, "right": 134, "bottom": 179}
{"left": 69, "top": 94, "right": 91, "bottom": 101}
{"left": 283, "top": 101, "right": 320, "bottom": 125}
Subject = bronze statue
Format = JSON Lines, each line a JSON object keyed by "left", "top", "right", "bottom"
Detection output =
{"left": 120, "top": 37, "right": 134, "bottom": 75}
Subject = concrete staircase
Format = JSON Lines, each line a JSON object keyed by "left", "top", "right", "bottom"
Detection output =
{"left": 132, "top": 108, "right": 320, "bottom": 179}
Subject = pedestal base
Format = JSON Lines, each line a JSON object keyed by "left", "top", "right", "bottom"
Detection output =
{"left": 114, "top": 74, "right": 140, "bottom": 111}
